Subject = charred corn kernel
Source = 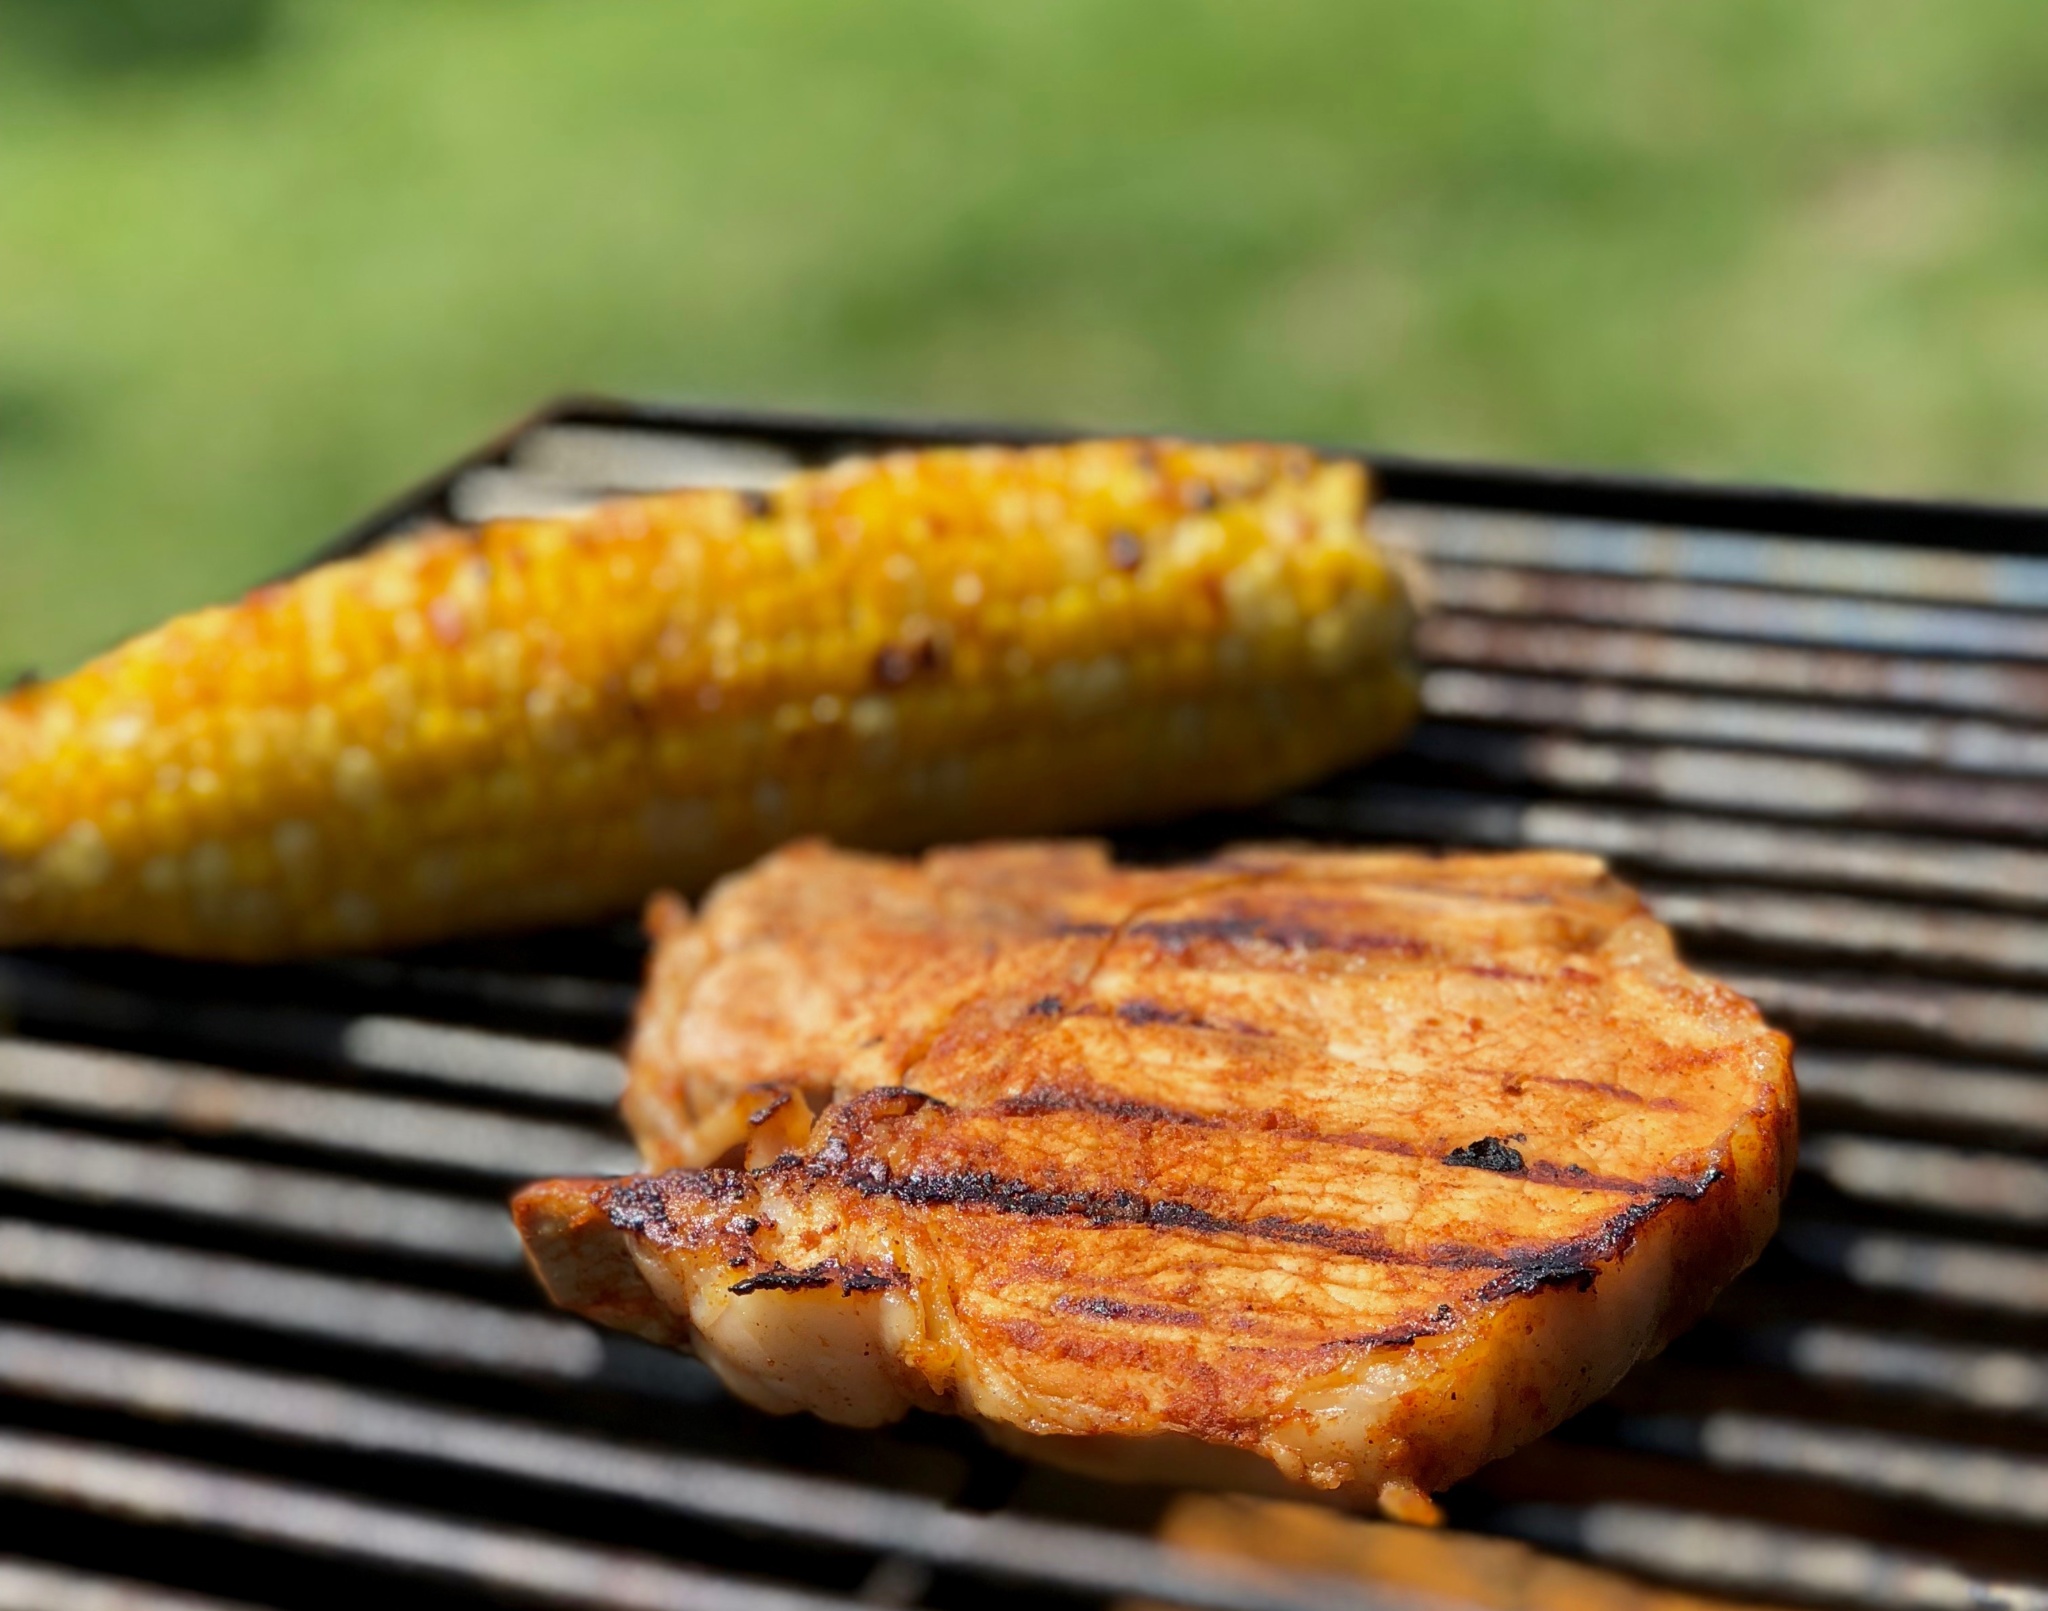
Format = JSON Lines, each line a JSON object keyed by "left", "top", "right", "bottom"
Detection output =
{"left": 0, "top": 439, "right": 1417, "bottom": 958}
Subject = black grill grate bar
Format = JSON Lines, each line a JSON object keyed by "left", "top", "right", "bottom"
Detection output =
{"left": 1778, "top": 1221, "right": 2048, "bottom": 1317}
{"left": 1799, "top": 1134, "right": 2048, "bottom": 1228}
{"left": 312, "top": 954, "right": 641, "bottom": 1028}
{"left": 324, "top": 1014, "right": 625, "bottom": 1105}
{"left": 509, "top": 424, "right": 802, "bottom": 492}
{"left": 1375, "top": 504, "right": 2048, "bottom": 610}
{"left": 0, "top": 958, "right": 630, "bottom": 1107}
{"left": 1486, "top": 1501, "right": 2048, "bottom": 1611}
{"left": 0, "top": 1120, "right": 522, "bottom": 1268}
{"left": 1400, "top": 724, "right": 2048, "bottom": 840}
{"left": 1614, "top": 1410, "right": 2048, "bottom": 1529}
{"left": 0, "top": 1555, "right": 270, "bottom": 1611}
{"left": 449, "top": 447, "right": 806, "bottom": 524}
{"left": 1419, "top": 670, "right": 2048, "bottom": 776}
{"left": 0, "top": 1219, "right": 650, "bottom": 1387}
{"left": 0, "top": 1427, "right": 870, "bottom": 1611}
{"left": 1536, "top": 1339, "right": 2048, "bottom": 1556}
{"left": 1641, "top": 883, "right": 2048, "bottom": 981}
{"left": 1406, "top": 559, "right": 2048, "bottom": 660}
{"left": 1579, "top": 1265, "right": 2048, "bottom": 1378}
{"left": 1795, "top": 1051, "right": 2048, "bottom": 1139}
{"left": 1272, "top": 786, "right": 2048, "bottom": 910}
{"left": 1693, "top": 1219, "right": 2048, "bottom": 1326}
{"left": 1726, "top": 969, "right": 2048, "bottom": 1065}
{"left": 0, "top": 1324, "right": 1442, "bottom": 1611}
{"left": 1739, "top": 1322, "right": 2048, "bottom": 1420}
{"left": 1417, "top": 614, "right": 2048, "bottom": 718}
{"left": 0, "top": 1039, "right": 635, "bottom": 1180}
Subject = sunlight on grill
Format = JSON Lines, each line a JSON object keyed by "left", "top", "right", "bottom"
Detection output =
{"left": 1780, "top": 1221, "right": 2048, "bottom": 1315}
{"left": 0, "top": 1122, "right": 520, "bottom": 1265}
{"left": 8, "top": 407, "right": 2048, "bottom": 1609}
{"left": 1746, "top": 1322, "right": 2048, "bottom": 1418}
{"left": 0, "top": 1039, "right": 636, "bottom": 1177}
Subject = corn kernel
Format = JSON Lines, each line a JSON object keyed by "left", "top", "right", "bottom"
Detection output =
{"left": 0, "top": 439, "right": 1414, "bottom": 957}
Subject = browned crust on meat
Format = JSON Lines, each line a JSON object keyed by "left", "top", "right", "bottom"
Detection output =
{"left": 518, "top": 840, "right": 1796, "bottom": 1509}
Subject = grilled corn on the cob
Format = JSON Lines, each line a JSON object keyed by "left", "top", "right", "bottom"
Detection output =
{"left": 0, "top": 439, "right": 1416, "bottom": 958}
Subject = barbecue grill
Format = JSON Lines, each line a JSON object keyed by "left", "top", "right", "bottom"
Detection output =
{"left": 3, "top": 399, "right": 2046, "bottom": 1611}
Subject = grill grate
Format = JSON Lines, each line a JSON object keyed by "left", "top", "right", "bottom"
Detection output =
{"left": 6, "top": 401, "right": 2048, "bottom": 1609}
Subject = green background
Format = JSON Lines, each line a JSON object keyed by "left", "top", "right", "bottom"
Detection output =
{"left": 8, "top": 0, "right": 2048, "bottom": 680}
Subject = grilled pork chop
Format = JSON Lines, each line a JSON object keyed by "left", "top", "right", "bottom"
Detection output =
{"left": 515, "top": 841, "right": 1794, "bottom": 1518}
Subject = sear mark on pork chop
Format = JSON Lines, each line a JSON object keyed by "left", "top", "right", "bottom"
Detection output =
{"left": 728, "top": 1260, "right": 901, "bottom": 1297}
{"left": 515, "top": 839, "right": 1795, "bottom": 1519}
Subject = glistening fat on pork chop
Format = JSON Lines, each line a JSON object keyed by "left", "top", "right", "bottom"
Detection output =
{"left": 513, "top": 841, "right": 1795, "bottom": 1519}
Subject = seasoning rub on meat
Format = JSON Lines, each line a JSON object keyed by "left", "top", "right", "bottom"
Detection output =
{"left": 514, "top": 841, "right": 1794, "bottom": 1520}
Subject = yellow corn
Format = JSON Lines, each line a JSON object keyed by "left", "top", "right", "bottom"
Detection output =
{"left": 0, "top": 439, "right": 1416, "bottom": 958}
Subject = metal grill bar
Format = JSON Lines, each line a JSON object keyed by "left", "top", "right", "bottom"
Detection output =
{"left": 1778, "top": 1222, "right": 2048, "bottom": 1315}
{"left": 1276, "top": 788, "right": 2048, "bottom": 908}
{"left": 0, "top": 1428, "right": 869, "bottom": 1611}
{"left": 0, "top": 1039, "right": 635, "bottom": 1178}
{"left": 1800, "top": 1134, "right": 2048, "bottom": 1226}
{"left": 0, "top": 1558, "right": 266, "bottom": 1611}
{"left": 1416, "top": 615, "right": 2048, "bottom": 716}
{"left": 13, "top": 404, "right": 2048, "bottom": 1610}
{"left": 312, "top": 955, "right": 639, "bottom": 1028}
{"left": 0, "top": 959, "right": 630, "bottom": 1105}
{"left": 0, "top": 1121, "right": 520, "bottom": 1267}
{"left": 512, "top": 424, "right": 799, "bottom": 492}
{"left": 0, "top": 1220, "right": 615, "bottom": 1380}
{"left": 1411, "top": 561, "right": 2048, "bottom": 659}
{"left": 1377, "top": 506, "right": 2048, "bottom": 607}
{"left": 0, "top": 1325, "right": 1437, "bottom": 1611}
{"left": 1404, "top": 725, "right": 2048, "bottom": 837}
{"left": 1793, "top": 1051, "right": 2048, "bottom": 1138}
{"left": 336, "top": 1016, "right": 626, "bottom": 1104}
{"left": 1643, "top": 885, "right": 2048, "bottom": 979}
{"left": 1618, "top": 1412, "right": 2048, "bottom": 1528}
{"left": 1421, "top": 669, "right": 2048, "bottom": 775}
{"left": 1728, "top": 970, "right": 2048, "bottom": 1062}
{"left": 1490, "top": 1503, "right": 2048, "bottom": 1611}
{"left": 1743, "top": 1323, "right": 2048, "bottom": 1418}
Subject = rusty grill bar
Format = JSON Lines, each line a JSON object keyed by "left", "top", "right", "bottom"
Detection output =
{"left": 5, "top": 400, "right": 2048, "bottom": 1609}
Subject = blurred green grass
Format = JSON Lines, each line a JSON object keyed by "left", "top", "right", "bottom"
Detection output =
{"left": 8, "top": 0, "right": 2048, "bottom": 679}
